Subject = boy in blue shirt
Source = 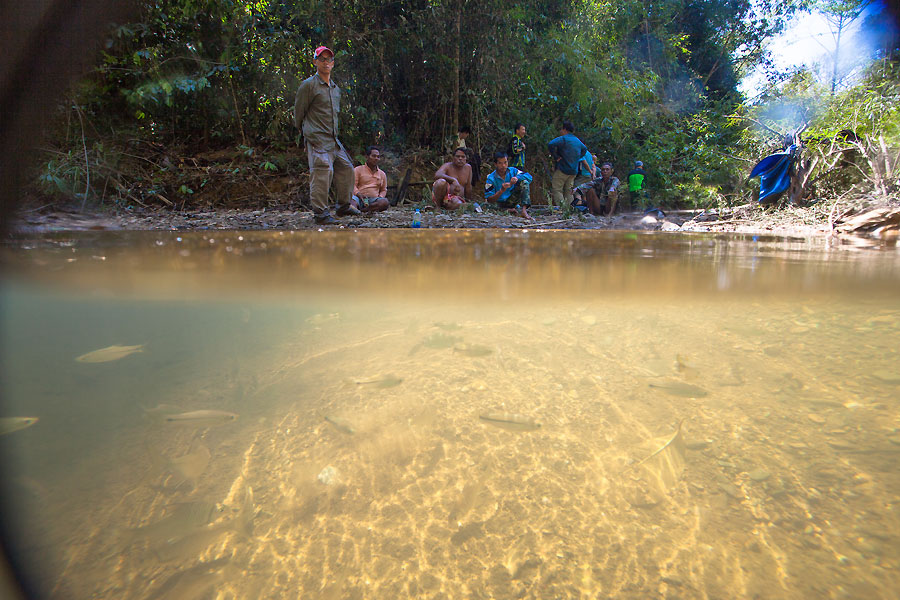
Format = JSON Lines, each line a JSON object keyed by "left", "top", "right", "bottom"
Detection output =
{"left": 485, "top": 152, "right": 532, "bottom": 218}
{"left": 575, "top": 150, "right": 596, "bottom": 187}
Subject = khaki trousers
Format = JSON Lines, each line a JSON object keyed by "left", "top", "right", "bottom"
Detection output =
{"left": 307, "top": 143, "right": 354, "bottom": 215}
{"left": 551, "top": 169, "right": 576, "bottom": 207}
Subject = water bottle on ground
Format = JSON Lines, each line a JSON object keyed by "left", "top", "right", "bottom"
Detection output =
{"left": 411, "top": 209, "right": 421, "bottom": 228}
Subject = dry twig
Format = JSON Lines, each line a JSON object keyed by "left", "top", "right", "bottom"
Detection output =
{"left": 73, "top": 103, "right": 90, "bottom": 210}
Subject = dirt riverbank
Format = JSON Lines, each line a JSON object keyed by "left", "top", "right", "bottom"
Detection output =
{"left": 9, "top": 193, "right": 900, "bottom": 246}
{"left": 7, "top": 202, "right": 833, "bottom": 237}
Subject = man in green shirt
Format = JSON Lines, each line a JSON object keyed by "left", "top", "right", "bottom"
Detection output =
{"left": 627, "top": 161, "right": 648, "bottom": 208}
{"left": 294, "top": 46, "right": 360, "bottom": 225}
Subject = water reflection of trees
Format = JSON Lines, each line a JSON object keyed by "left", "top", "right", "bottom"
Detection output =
{"left": 5, "top": 231, "right": 899, "bottom": 301}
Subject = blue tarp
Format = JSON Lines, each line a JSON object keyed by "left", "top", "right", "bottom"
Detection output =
{"left": 749, "top": 145, "right": 796, "bottom": 204}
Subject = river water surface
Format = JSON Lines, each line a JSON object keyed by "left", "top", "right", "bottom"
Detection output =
{"left": 1, "top": 230, "right": 898, "bottom": 599}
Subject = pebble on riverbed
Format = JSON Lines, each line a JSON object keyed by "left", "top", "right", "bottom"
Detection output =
{"left": 718, "top": 481, "right": 743, "bottom": 499}
{"left": 317, "top": 465, "right": 339, "bottom": 485}
{"left": 748, "top": 468, "right": 771, "bottom": 482}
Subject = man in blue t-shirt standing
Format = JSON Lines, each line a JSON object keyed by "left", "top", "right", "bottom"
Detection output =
{"left": 485, "top": 152, "right": 533, "bottom": 218}
{"left": 547, "top": 121, "right": 587, "bottom": 208}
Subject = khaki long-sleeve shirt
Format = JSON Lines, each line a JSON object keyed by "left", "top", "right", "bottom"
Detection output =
{"left": 294, "top": 73, "right": 341, "bottom": 151}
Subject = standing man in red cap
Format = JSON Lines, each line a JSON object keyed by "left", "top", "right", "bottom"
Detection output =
{"left": 294, "top": 46, "right": 360, "bottom": 225}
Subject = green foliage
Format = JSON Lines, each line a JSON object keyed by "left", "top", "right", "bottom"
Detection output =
{"left": 123, "top": 74, "right": 210, "bottom": 107}
{"left": 818, "top": 60, "right": 900, "bottom": 139}
{"left": 41, "top": 0, "right": 842, "bottom": 209}
{"left": 38, "top": 152, "right": 83, "bottom": 197}
{"left": 740, "top": 53, "right": 900, "bottom": 204}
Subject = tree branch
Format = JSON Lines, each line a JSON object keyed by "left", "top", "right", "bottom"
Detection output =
{"left": 726, "top": 114, "right": 783, "bottom": 138}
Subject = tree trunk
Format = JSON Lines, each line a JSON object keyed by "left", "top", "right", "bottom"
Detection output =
{"left": 830, "top": 14, "right": 844, "bottom": 96}
{"left": 324, "top": 0, "right": 336, "bottom": 46}
{"left": 788, "top": 152, "right": 816, "bottom": 205}
{"left": 452, "top": 2, "right": 461, "bottom": 138}
{"left": 644, "top": 16, "right": 652, "bottom": 71}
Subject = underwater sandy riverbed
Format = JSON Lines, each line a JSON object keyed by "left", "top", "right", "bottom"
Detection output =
{"left": 4, "top": 297, "right": 894, "bottom": 600}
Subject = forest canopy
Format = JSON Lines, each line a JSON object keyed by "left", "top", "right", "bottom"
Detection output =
{"left": 35, "top": 0, "right": 900, "bottom": 209}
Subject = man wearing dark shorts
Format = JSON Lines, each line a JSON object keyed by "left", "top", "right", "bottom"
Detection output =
{"left": 352, "top": 146, "right": 389, "bottom": 213}
{"left": 432, "top": 148, "right": 472, "bottom": 210}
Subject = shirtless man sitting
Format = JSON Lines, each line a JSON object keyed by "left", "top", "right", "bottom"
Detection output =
{"left": 431, "top": 148, "right": 472, "bottom": 210}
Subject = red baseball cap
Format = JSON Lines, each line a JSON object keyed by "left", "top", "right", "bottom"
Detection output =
{"left": 314, "top": 46, "right": 334, "bottom": 59}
